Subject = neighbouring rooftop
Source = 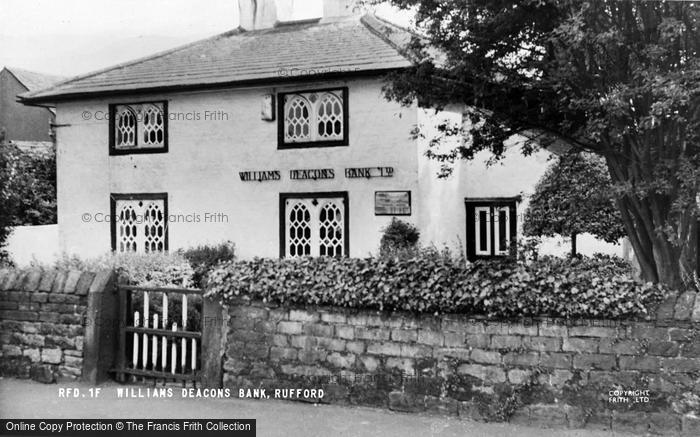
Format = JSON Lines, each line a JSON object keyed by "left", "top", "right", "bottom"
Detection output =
{"left": 3, "top": 67, "right": 66, "bottom": 92}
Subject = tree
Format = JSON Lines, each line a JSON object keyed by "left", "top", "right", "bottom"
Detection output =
{"left": 524, "top": 153, "right": 626, "bottom": 256}
{"left": 0, "top": 142, "right": 57, "bottom": 262}
{"left": 380, "top": 0, "right": 700, "bottom": 288}
{"left": 0, "top": 145, "right": 17, "bottom": 263}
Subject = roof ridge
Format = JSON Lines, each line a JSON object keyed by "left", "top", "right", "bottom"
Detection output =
{"left": 20, "top": 28, "right": 245, "bottom": 100}
{"left": 359, "top": 12, "right": 416, "bottom": 63}
{"left": 238, "top": 14, "right": 360, "bottom": 34}
{"left": 371, "top": 12, "right": 423, "bottom": 39}
{"left": 363, "top": 12, "right": 445, "bottom": 67}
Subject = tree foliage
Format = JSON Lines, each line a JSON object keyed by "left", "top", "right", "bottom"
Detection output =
{"left": 524, "top": 152, "right": 626, "bottom": 254}
{"left": 380, "top": 0, "right": 700, "bottom": 288}
{"left": 0, "top": 142, "right": 57, "bottom": 260}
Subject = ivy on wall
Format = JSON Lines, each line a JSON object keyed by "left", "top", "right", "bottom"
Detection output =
{"left": 207, "top": 251, "right": 665, "bottom": 319}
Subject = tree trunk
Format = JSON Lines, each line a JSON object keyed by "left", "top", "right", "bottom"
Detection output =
{"left": 604, "top": 155, "right": 694, "bottom": 291}
{"left": 614, "top": 198, "right": 688, "bottom": 290}
{"left": 571, "top": 232, "right": 577, "bottom": 257}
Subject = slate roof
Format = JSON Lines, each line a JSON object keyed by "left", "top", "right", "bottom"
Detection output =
{"left": 20, "top": 13, "right": 416, "bottom": 104}
{"left": 4, "top": 67, "right": 66, "bottom": 92}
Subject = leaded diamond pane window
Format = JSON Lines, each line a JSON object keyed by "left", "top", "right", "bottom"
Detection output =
{"left": 280, "top": 89, "right": 347, "bottom": 147}
{"left": 142, "top": 104, "right": 165, "bottom": 146}
{"left": 285, "top": 96, "right": 311, "bottom": 142}
{"left": 116, "top": 107, "right": 136, "bottom": 147}
{"left": 111, "top": 101, "right": 167, "bottom": 153}
{"left": 316, "top": 93, "right": 343, "bottom": 140}
{"left": 287, "top": 201, "right": 312, "bottom": 257}
{"left": 319, "top": 201, "right": 343, "bottom": 256}
{"left": 113, "top": 195, "right": 167, "bottom": 253}
{"left": 283, "top": 195, "right": 347, "bottom": 258}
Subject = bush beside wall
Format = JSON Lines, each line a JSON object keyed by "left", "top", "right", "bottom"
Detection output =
{"left": 223, "top": 298, "right": 700, "bottom": 435}
{"left": 0, "top": 269, "right": 95, "bottom": 382}
{"left": 49, "top": 252, "right": 193, "bottom": 287}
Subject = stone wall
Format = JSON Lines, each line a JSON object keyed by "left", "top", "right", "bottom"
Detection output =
{"left": 0, "top": 268, "right": 113, "bottom": 383}
{"left": 223, "top": 294, "right": 700, "bottom": 436}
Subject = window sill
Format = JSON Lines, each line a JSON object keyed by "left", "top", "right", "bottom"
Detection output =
{"left": 277, "top": 140, "right": 348, "bottom": 150}
{"left": 109, "top": 147, "right": 169, "bottom": 156}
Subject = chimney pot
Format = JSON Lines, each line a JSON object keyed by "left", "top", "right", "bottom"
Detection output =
{"left": 238, "top": 0, "right": 286, "bottom": 30}
{"left": 239, "top": 0, "right": 355, "bottom": 31}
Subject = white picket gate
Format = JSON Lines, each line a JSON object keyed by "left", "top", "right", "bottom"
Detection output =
{"left": 115, "top": 285, "right": 202, "bottom": 385}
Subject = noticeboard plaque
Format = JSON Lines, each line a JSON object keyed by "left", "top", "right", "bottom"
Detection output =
{"left": 374, "top": 191, "right": 411, "bottom": 216}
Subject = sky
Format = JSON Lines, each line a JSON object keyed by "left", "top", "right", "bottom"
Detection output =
{"left": 0, "top": 0, "right": 411, "bottom": 78}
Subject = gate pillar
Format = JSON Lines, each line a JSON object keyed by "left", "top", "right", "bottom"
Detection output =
{"left": 82, "top": 269, "right": 119, "bottom": 384}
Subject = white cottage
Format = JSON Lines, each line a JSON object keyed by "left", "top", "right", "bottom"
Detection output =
{"left": 20, "top": 0, "right": 563, "bottom": 261}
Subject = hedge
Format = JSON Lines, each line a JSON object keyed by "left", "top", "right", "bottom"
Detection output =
{"left": 46, "top": 252, "right": 194, "bottom": 287}
{"left": 206, "top": 251, "right": 667, "bottom": 319}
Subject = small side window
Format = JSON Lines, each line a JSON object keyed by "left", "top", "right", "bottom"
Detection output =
{"left": 466, "top": 200, "right": 517, "bottom": 261}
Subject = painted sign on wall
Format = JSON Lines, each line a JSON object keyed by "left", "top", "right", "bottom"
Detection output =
{"left": 345, "top": 167, "right": 394, "bottom": 179}
{"left": 290, "top": 169, "right": 335, "bottom": 181}
{"left": 239, "top": 170, "right": 281, "bottom": 182}
{"left": 375, "top": 191, "right": 411, "bottom": 216}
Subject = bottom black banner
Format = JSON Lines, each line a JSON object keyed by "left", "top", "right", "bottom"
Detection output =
{"left": 0, "top": 420, "right": 256, "bottom": 436}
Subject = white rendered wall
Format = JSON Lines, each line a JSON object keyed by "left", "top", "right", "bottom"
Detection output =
{"left": 55, "top": 78, "right": 627, "bottom": 261}
{"left": 5, "top": 225, "right": 59, "bottom": 266}
{"left": 55, "top": 78, "right": 418, "bottom": 259}
{"left": 415, "top": 107, "right": 625, "bottom": 259}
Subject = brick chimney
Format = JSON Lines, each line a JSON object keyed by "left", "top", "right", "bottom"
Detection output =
{"left": 238, "top": 0, "right": 354, "bottom": 30}
{"left": 238, "top": 0, "right": 294, "bottom": 30}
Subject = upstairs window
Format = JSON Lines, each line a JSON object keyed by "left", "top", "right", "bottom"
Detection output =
{"left": 465, "top": 199, "right": 517, "bottom": 262}
{"left": 109, "top": 101, "right": 168, "bottom": 155}
{"left": 278, "top": 88, "right": 348, "bottom": 149}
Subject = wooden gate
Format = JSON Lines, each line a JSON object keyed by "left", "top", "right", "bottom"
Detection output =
{"left": 114, "top": 285, "right": 203, "bottom": 385}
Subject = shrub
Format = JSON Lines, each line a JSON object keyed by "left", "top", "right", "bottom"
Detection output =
{"left": 379, "top": 218, "right": 420, "bottom": 257}
{"left": 1, "top": 143, "right": 57, "bottom": 256}
{"left": 0, "top": 254, "right": 13, "bottom": 268}
{"left": 38, "top": 252, "right": 194, "bottom": 287}
{"left": 39, "top": 252, "right": 199, "bottom": 330}
{"left": 206, "top": 251, "right": 665, "bottom": 319}
{"left": 523, "top": 153, "right": 625, "bottom": 256}
{"left": 179, "top": 241, "right": 236, "bottom": 288}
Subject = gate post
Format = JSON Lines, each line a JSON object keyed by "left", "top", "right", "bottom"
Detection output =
{"left": 82, "top": 269, "right": 118, "bottom": 384}
{"left": 201, "top": 297, "right": 226, "bottom": 388}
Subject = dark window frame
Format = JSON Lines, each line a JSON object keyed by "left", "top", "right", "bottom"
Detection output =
{"left": 109, "top": 101, "right": 169, "bottom": 155}
{"left": 110, "top": 192, "right": 169, "bottom": 252}
{"left": 465, "top": 197, "right": 518, "bottom": 262}
{"left": 277, "top": 87, "right": 349, "bottom": 149}
{"left": 279, "top": 191, "right": 349, "bottom": 258}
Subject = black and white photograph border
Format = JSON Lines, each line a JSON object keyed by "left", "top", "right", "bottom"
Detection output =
{"left": 0, "top": 0, "right": 699, "bottom": 436}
